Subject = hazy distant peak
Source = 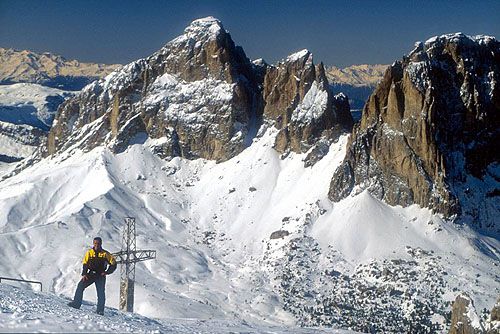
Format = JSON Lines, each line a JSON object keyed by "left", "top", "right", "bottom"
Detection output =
{"left": 0, "top": 47, "right": 121, "bottom": 90}
{"left": 326, "top": 64, "right": 388, "bottom": 87}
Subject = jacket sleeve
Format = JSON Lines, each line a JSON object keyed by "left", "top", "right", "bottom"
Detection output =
{"left": 105, "top": 252, "right": 117, "bottom": 275}
{"left": 81, "top": 250, "right": 90, "bottom": 275}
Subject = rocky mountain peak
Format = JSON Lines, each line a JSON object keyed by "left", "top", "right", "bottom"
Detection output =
{"left": 43, "top": 18, "right": 353, "bottom": 165}
{"left": 165, "top": 16, "right": 227, "bottom": 56}
{"left": 46, "top": 17, "right": 260, "bottom": 161}
{"left": 180, "top": 16, "right": 225, "bottom": 42}
{"left": 149, "top": 16, "right": 253, "bottom": 85}
{"left": 329, "top": 33, "right": 499, "bottom": 233}
{"left": 285, "top": 49, "right": 313, "bottom": 65}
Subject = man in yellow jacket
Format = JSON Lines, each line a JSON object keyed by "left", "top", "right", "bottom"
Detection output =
{"left": 68, "top": 237, "right": 117, "bottom": 315}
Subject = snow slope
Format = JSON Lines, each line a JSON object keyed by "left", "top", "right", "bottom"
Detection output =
{"left": 0, "top": 83, "right": 73, "bottom": 167}
{"left": 1, "top": 284, "right": 353, "bottom": 333}
{"left": 0, "top": 128, "right": 498, "bottom": 332}
{"left": 0, "top": 83, "right": 72, "bottom": 130}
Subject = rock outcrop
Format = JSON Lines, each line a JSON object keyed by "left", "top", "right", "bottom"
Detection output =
{"left": 45, "top": 17, "right": 353, "bottom": 164}
{"left": 448, "top": 293, "right": 484, "bottom": 334}
{"left": 486, "top": 298, "right": 500, "bottom": 334}
{"left": 263, "top": 50, "right": 353, "bottom": 154}
{"left": 329, "top": 33, "right": 500, "bottom": 232}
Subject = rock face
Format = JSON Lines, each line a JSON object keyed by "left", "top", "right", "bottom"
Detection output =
{"left": 0, "top": 47, "right": 120, "bottom": 90}
{"left": 263, "top": 50, "right": 352, "bottom": 154}
{"left": 329, "top": 33, "right": 500, "bottom": 232}
{"left": 45, "top": 17, "right": 352, "bottom": 163}
{"left": 448, "top": 293, "right": 484, "bottom": 334}
{"left": 47, "top": 17, "right": 259, "bottom": 161}
{"left": 487, "top": 298, "right": 500, "bottom": 334}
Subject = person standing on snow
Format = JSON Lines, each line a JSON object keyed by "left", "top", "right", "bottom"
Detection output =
{"left": 68, "top": 237, "right": 117, "bottom": 315}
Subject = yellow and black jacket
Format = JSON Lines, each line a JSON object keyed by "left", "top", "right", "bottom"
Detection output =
{"left": 82, "top": 248, "right": 117, "bottom": 276}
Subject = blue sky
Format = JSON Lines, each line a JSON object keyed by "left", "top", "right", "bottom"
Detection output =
{"left": 1, "top": 0, "right": 499, "bottom": 67}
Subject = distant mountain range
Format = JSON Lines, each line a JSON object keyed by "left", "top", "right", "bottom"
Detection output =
{"left": 326, "top": 64, "right": 388, "bottom": 113}
{"left": 326, "top": 64, "right": 387, "bottom": 87}
{"left": 0, "top": 47, "right": 120, "bottom": 90}
{"left": 0, "top": 46, "right": 385, "bottom": 100}
{"left": 0, "top": 48, "right": 119, "bottom": 162}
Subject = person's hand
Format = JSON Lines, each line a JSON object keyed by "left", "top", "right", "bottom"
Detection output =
{"left": 101, "top": 272, "right": 107, "bottom": 276}
{"left": 81, "top": 275, "right": 89, "bottom": 281}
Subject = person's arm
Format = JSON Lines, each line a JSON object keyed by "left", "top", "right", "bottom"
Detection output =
{"left": 81, "top": 250, "right": 90, "bottom": 280}
{"left": 104, "top": 252, "right": 117, "bottom": 275}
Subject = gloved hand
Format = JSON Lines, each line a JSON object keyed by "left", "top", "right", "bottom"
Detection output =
{"left": 81, "top": 275, "right": 89, "bottom": 281}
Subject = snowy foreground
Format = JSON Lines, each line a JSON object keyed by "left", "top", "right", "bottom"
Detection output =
{"left": 0, "top": 128, "right": 498, "bottom": 332}
{"left": 0, "top": 284, "right": 353, "bottom": 333}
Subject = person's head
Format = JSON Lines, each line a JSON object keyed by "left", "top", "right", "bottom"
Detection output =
{"left": 93, "top": 237, "right": 102, "bottom": 250}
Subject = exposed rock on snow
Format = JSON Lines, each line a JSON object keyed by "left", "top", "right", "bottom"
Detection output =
{"left": 448, "top": 293, "right": 484, "bottom": 334}
{"left": 263, "top": 50, "right": 353, "bottom": 155}
{"left": 487, "top": 297, "right": 500, "bottom": 334}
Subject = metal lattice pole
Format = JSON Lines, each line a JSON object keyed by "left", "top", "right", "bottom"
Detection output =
{"left": 115, "top": 217, "right": 156, "bottom": 313}
{"left": 120, "top": 217, "right": 136, "bottom": 312}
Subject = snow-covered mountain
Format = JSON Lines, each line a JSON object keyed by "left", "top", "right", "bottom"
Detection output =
{"left": 0, "top": 47, "right": 118, "bottom": 171}
{"left": 0, "top": 47, "right": 120, "bottom": 90}
{"left": 0, "top": 83, "right": 73, "bottom": 168}
{"left": 0, "top": 18, "right": 498, "bottom": 333}
{"left": 326, "top": 64, "right": 387, "bottom": 87}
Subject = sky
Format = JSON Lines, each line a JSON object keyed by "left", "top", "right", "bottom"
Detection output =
{"left": 1, "top": 0, "right": 499, "bottom": 67}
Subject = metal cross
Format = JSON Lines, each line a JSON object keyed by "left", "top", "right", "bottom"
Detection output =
{"left": 113, "top": 217, "right": 156, "bottom": 312}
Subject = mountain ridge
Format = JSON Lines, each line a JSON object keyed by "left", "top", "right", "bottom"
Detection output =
{"left": 0, "top": 47, "right": 121, "bottom": 90}
{"left": 326, "top": 64, "right": 388, "bottom": 87}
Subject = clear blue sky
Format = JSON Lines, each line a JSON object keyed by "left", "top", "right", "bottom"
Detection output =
{"left": 1, "top": 0, "right": 499, "bottom": 67}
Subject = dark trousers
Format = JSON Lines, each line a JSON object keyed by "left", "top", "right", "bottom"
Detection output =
{"left": 71, "top": 275, "right": 106, "bottom": 313}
